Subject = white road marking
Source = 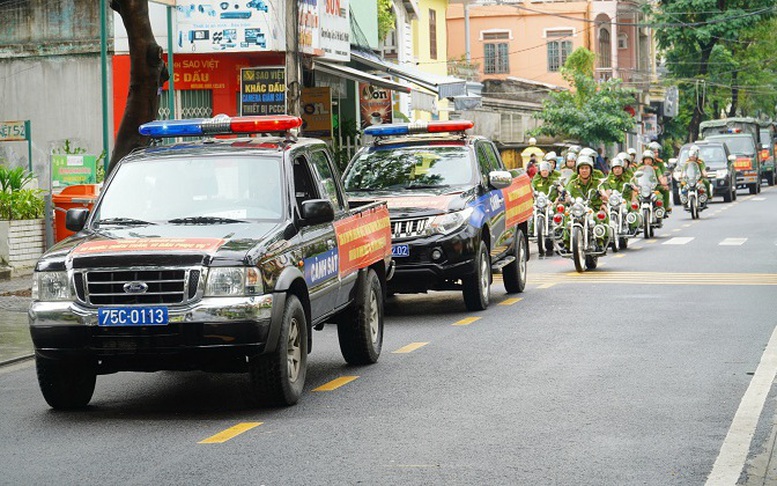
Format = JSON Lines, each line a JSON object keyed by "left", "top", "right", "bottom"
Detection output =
{"left": 753, "top": 197, "right": 766, "bottom": 201}
{"left": 663, "top": 237, "right": 695, "bottom": 245}
{"left": 720, "top": 238, "right": 747, "bottom": 246}
{"left": 706, "top": 325, "right": 777, "bottom": 485}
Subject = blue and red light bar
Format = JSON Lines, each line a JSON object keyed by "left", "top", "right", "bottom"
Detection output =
{"left": 139, "top": 115, "right": 303, "bottom": 138}
{"left": 364, "top": 120, "right": 475, "bottom": 137}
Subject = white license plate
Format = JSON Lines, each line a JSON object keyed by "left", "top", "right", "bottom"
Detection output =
{"left": 391, "top": 244, "right": 410, "bottom": 258}
{"left": 98, "top": 307, "right": 169, "bottom": 326}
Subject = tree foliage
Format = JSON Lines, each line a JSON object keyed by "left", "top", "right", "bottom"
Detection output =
{"left": 377, "top": 0, "right": 396, "bottom": 42}
{"left": 533, "top": 48, "right": 636, "bottom": 146}
{"left": 650, "top": 0, "right": 775, "bottom": 142}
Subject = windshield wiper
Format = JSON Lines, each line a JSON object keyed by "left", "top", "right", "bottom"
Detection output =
{"left": 167, "top": 216, "right": 246, "bottom": 225}
{"left": 405, "top": 184, "right": 449, "bottom": 190}
{"left": 96, "top": 217, "right": 156, "bottom": 226}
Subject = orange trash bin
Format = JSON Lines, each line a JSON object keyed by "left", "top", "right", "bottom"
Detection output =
{"left": 52, "top": 184, "right": 98, "bottom": 242}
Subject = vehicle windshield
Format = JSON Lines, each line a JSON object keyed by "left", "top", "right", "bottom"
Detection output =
{"left": 760, "top": 130, "right": 773, "bottom": 153}
{"left": 343, "top": 145, "right": 475, "bottom": 192}
{"left": 678, "top": 145, "right": 728, "bottom": 169}
{"left": 706, "top": 136, "right": 755, "bottom": 156}
{"left": 684, "top": 161, "right": 701, "bottom": 183}
{"left": 94, "top": 155, "right": 284, "bottom": 224}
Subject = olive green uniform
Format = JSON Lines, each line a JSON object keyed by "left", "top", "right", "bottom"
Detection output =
{"left": 638, "top": 162, "right": 670, "bottom": 212}
{"left": 684, "top": 157, "right": 712, "bottom": 200}
{"left": 531, "top": 173, "right": 560, "bottom": 200}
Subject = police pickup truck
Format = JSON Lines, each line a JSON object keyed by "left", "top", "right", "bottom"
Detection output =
{"left": 29, "top": 115, "right": 391, "bottom": 409}
{"left": 343, "top": 121, "right": 533, "bottom": 311}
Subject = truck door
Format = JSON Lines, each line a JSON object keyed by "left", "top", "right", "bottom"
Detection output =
{"left": 475, "top": 141, "right": 507, "bottom": 260}
{"left": 292, "top": 153, "right": 339, "bottom": 320}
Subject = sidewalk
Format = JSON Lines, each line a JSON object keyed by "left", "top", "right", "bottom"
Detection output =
{"left": 0, "top": 272, "right": 33, "bottom": 364}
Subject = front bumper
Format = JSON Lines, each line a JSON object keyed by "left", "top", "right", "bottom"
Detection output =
{"left": 388, "top": 224, "right": 479, "bottom": 293}
{"left": 29, "top": 294, "right": 274, "bottom": 372}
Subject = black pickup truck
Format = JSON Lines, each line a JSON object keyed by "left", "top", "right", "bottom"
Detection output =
{"left": 29, "top": 116, "right": 392, "bottom": 409}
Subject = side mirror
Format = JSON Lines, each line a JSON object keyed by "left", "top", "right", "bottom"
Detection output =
{"left": 488, "top": 170, "right": 513, "bottom": 189}
{"left": 300, "top": 199, "right": 335, "bottom": 226}
{"left": 728, "top": 154, "right": 737, "bottom": 162}
{"left": 65, "top": 208, "right": 89, "bottom": 232}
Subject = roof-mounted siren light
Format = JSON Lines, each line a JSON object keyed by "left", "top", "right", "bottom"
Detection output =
{"left": 364, "top": 120, "right": 475, "bottom": 137}
{"left": 139, "top": 115, "right": 304, "bottom": 138}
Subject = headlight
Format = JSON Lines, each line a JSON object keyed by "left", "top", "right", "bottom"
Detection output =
{"left": 32, "top": 271, "right": 72, "bottom": 301}
{"left": 536, "top": 195, "right": 548, "bottom": 209}
{"left": 571, "top": 203, "right": 585, "bottom": 218}
{"left": 205, "top": 267, "right": 263, "bottom": 297}
{"left": 609, "top": 193, "right": 622, "bottom": 207}
{"left": 716, "top": 169, "right": 728, "bottom": 178}
{"left": 427, "top": 207, "right": 474, "bottom": 236}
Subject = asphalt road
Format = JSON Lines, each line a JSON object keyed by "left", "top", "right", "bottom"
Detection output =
{"left": 1, "top": 186, "right": 777, "bottom": 485}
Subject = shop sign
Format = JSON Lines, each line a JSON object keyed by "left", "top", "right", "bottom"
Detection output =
{"left": 359, "top": 83, "right": 392, "bottom": 128}
{"left": 0, "top": 121, "right": 27, "bottom": 142}
{"left": 301, "top": 87, "right": 332, "bottom": 138}
{"left": 52, "top": 155, "right": 97, "bottom": 189}
{"left": 299, "top": 0, "right": 321, "bottom": 56}
{"left": 319, "top": 0, "right": 349, "bottom": 62}
{"left": 240, "top": 67, "right": 287, "bottom": 116}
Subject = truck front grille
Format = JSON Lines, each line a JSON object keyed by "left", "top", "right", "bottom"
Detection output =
{"left": 79, "top": 268, "right": 195, "bottom": 306}
{"left": 391, "top": 218, "right": 429, "bottom": 239}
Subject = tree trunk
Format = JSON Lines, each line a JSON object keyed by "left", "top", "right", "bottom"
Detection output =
{"left": 728, "top": 70, "right": 739, "bottom": 117}
{"left": 108, "top": 0, "right": 169, "bottom": 175}
{"left": 687, "top": 41, "right": 716, "bottom": 142}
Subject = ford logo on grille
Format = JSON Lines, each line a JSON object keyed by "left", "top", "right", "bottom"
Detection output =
{"left": 123, "top": 281, "right": 149, "bottom": 294}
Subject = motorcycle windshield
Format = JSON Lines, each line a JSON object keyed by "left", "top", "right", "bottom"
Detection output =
{"left": 559, "top": 169, "right": 574, "bottom": 185}
{"left": 637, "top": 166, "right": 657, "bottom": 197}
{"left": 684, "top": 161, "right": 700, "bottom": 185}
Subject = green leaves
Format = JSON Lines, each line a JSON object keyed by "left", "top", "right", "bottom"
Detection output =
{"left": 533, "top": 48, "right": 636, "bottom": 146}
{"left": 0, "top": 166, "right": 44, "bottom": 220}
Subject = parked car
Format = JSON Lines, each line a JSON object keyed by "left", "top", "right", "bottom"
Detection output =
{"left": 670, "top": 141, "right": 737, "bottom": 204}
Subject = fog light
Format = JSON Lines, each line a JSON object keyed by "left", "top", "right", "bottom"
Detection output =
{"left": 626, "top": 213, "right": 637, "bottom": 224}
{"left": 656, "top": 208, "right": 666, "bottom": 218}
{"left": 699, "top": 193, "right": 708, "bottom": 203}
{"left": 680, "top": 194, "right": 688, "bottom": 204}
{"left": 431, "top": 248, "right": 444, "bottom": 261}
{"left": 593, "top": 224, "right": 606, "bottom": 238}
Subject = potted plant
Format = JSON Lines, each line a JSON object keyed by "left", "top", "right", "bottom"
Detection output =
{"left": 0, "top": 166, "right": 46, "bottom": 273}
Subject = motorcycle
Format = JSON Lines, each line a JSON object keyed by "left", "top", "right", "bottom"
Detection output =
{"left": 552, "top": 188, "right": 611, "bottom": 273}
{"left": 607, "top": 184, "right": 641, "bottom": 251}
{"left": 530, "top": 189, "right": 555, "bottom": 256}
{"left": 679, "top": 161, "right": 708, "bottom": 220}
{"left": 634, "top": 166, "right": 665, "bottom": 239}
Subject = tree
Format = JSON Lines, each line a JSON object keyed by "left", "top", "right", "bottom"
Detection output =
{"left": 650, "top": 0, "right": 775, "bottom": 141}
{"left": 533, "top": 48, "right": 636, "bottom": 146}
{"left": 108, "top": 0, "right": 169, "bottom": 175}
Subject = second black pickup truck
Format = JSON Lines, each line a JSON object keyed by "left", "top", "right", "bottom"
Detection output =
{"left": 29, "top": 115, "right": 392, "bottom": 409}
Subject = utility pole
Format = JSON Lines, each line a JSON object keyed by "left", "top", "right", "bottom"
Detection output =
{"left": 286, "top": 0, "right": 301, "bottom": 117}
{"left": 464, "top": 0, "right": 471, "bottom": 63}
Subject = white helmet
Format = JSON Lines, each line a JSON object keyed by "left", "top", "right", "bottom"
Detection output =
{"left": 539, "top": 161, "right": 551, "bottom": 172}
{"left": 627, "top": 148, "right": 637, "bottom": 159}
{"left": 569, "top": 145, "right": 582, "bottom": 154}
{"left": 543, "top": 151, "right": 557, "bottom": 161}
{"left": 579, "top": 147, "right": 597, "bottom": 158}
{"left": 610, "top": 156, "right": 625, "bottom": 169}
{"left": 648, "top": 141, "right": 662, "bottom": 153}
{"left": 642, "top": 149, "right": 655, "bottom": 161}
{"left": 566, "top": 151, "right": 577, "bottom": 162}
{"left": 576, "top": 155, "right": 594, "bottom": 170}
{"left": 689, "top": 145, "right": 700, "bottom": 158}
{"left": 617, "top": 152, "right": 630, "bottom": 163}
{"left": 529, "top": 137, "right": 537, "bottom": 146}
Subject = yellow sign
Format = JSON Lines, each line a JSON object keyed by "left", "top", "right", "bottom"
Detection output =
{"left": 301, "top": 87, "right": 332, "bottom": 138}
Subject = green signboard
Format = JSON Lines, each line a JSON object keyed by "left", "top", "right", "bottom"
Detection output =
{"left": 51, "top": 155, "right": 97, "bottom": 189}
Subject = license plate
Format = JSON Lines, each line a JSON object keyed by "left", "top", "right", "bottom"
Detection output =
{"left": 391, "top": 244, "right": 410, "bottom": 258}
{"left": 98, "top": 307, "right": 169, "bottom": 327}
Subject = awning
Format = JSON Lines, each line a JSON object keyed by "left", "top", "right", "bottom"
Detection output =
{"left": 351, "top": 50, "right": 468, "bottom": 99}
{"left": 313, "top": 61, "right": 412, "bottom": 94}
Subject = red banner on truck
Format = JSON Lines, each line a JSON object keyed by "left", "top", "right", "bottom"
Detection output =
{"left": 334, "top": 205, "right": 391, "bottom": 277}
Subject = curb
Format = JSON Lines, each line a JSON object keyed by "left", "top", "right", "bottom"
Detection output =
{"left": 0, "top": 354, "right": 33, "bottom": 367}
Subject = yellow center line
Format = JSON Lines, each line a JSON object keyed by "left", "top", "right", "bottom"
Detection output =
{"left": 392, "top": 342, "right": 429, "bottom": 354}
{"left": 454, "top": 316, "right": 481, "bottom": 326}
{"left": 538, "top": 283, "right": 556, "bottom": 289}
{"left": 198, "top": 422, "right": 263, "bottom": 444}
{"left": 498, "top": 297, "right": 523, "bottom": 306}
{"left": 613, "top": 254, "right": 626, "bottom": 258}
{"left": 313, "top": 376, "right": 359, "bottom": 392}
{"left": 646, "top": 239, "right": 658, "bottom": 243}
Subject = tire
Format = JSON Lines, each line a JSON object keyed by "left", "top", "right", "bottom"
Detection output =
{"left": 338, "top": 269, "right": 384, "bottom": 365}
{"left": 463, "top": 241, "right": 491, "bottom": 311}
{"left": 585, "top": 255, "right": 598, "bottom": 270}
{"left": 642, "top": 209, "right": 651, "bottom": 239}
{"left": 544, "top": 237, "right": 554, "bottom": 255}
{"left": 619, "top": 237, "right": 628, "bottom": 250}
{"left": 503, "top": 228, "right": 527, "bottom": 294}
{"left": 248, "top": 294, "right": 307, "bottom": 406}
{"left": 749, "top": 183, "right": 758, "bottom": 195}
{"left": 723, "top": 185, "right": 733, "bottom": 203}
{"left": 536, "top": 218, "right": 545, "bottom": 256}
{"left": 571, "top": 227, "right": 585, "bottom": 273}
{"left": 733, "top": 187, "right": 738, "bottom": 200}
{"left": 757, "top": 180, "right": 762, "bottom": 193}
{"left": 690, "top": 198, "right": 698, "bottom": 219}
{"left": 673, "top": 187, "right": 681, "bottom": 206}
{"left": 769, "top": 172, "right": 775, "bottom": 186}
{"left": 36, "top": 355, "right": 96, "bottom": 410}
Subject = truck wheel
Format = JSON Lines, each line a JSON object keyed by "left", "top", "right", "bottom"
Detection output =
{"left": 463, "top": 241, "right": 491, "bottom": 311}
{"left": 503, "top": 228, "right": 527, "bottom": 294}
{"left": 749, "top": 183, "right": 757, "bottom": 195}
{"left": 338, "top": 269, "right": 383, "bottom": 365}
{"left": 723, "top": 186, "right": 733, "bottom": 203}
{"left": 768, "top": 172, "right": 775, "bottom": 186}
{"left": 36, "top": 355, "right": 96, "bottom": 410}
{"left": 248, "top": 294, "right": 307, "bottom": 406}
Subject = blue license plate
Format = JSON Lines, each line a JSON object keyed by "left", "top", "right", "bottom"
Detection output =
{"left": 98, "top": 307, "right": 169, "bottom": 327}
{"left": 391, "top": 244, "right": 410, "bottom": 257}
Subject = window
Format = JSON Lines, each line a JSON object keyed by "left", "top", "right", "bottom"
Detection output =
{"left": 598, "top": 28, "right": 611, "bottom": 68}
{"left": 618, "top": 33, "right": 628, "bottom": 49}
{"left": 292, "top": 156, "right": 320, "bottom": 215}
{"left": 310, "top": 150, "right": 344, "bottom": 210}
{"left": 546, "top": 30, "right": 573, "bottom": 72}
{"left": 483, "top": 31, "right": 510, "bottom": 74}
{"left": 429, "top": 9, "right": 437, "bottom": 60}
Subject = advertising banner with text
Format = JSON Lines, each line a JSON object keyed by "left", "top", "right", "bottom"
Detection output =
{"left": 240, "top": 67, "right": 286, "bottom": 116}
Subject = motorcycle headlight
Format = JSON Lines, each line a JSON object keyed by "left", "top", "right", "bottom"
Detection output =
{"left": 536, "top": 195, "right": 548, "bottom": 209}
{"left": 609, "top": 193, "right": 622, "bottom": 207}
{"left": 427, "top": 207, "right": 474, "bottom": 236}
{"left": 571, "top": 203, "right": 585, "bottom": 218}
{"left": 716, "top": 169, "right": 728, "bottom": 179}
{"left": 32, "top": 271, "right": 72, "bottom": 301}
{"left": 205, "top": 267, "right": 263, "bottom": 297}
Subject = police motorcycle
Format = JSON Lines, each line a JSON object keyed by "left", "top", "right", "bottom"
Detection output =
{"left": 634, "top": 166, "right": 665, "bottom": 238}
{"left": 679, "top": 159, "right": 708, "bottom": 219}
{"left": 552, "top": 185, "right": 611, "bottom": 273}
{"left": 530, "top": 188, "right": 556, "bottom": 256}
{"left": 607, "top": 183, "right": 640, "bottom": 251}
